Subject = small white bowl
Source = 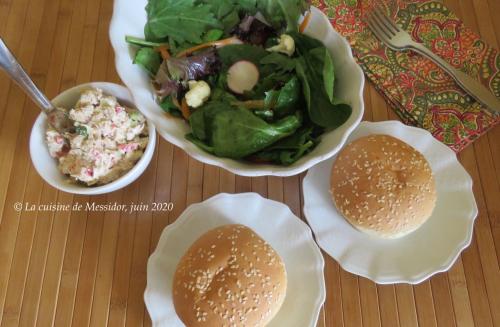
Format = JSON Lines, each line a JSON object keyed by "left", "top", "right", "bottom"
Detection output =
{"left": 29, "top": 82, "right": 156, "bottom": 195}
{"left": 110, "top": 5, "right": 364, "bottom": 177}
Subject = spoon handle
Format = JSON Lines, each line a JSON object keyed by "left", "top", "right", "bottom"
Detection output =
{"left": 0, "top": 38, "right": 55, "bottom": 112}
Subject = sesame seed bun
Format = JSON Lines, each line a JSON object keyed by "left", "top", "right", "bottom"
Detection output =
{"left": 172, "top": 224, "right": 287, "bottom": 326}
{"left": 330, "top": 135, "right": 436, "bottom": 239}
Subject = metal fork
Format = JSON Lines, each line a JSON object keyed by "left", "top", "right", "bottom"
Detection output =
{"left": 366, "top": 7, "right": 500, "bottom": 113}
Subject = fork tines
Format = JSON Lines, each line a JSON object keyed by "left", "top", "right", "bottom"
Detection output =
{"left": 367, "top": 7, "right": 399, "bottom": 41}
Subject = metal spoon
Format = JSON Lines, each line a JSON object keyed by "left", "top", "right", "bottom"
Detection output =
{"left": 0, "top": 38, "right": 74, "bottom": 134}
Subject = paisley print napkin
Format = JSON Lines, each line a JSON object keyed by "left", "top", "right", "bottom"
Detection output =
{"left": 313, "top": 0, "right": 499, "bottom": 152}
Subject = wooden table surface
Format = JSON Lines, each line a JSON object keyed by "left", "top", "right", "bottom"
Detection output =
{"left": 0, "top": 0, "right": 499, "bottom": 326}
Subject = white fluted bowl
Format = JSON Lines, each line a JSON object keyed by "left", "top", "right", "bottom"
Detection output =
{"left": 109, "top": 4, "right": 364, "bottom": 176}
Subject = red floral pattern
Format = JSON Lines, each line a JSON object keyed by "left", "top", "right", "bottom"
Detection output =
{"left": 313, "top": 0, "right": 499, "bottom": 152}
{"left": 331, "top": 4, "right": 363, "bottom": 36}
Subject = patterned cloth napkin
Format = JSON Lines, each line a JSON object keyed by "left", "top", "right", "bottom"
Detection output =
{"left": 313, "top": 0, "right": 499, "bottom": 152}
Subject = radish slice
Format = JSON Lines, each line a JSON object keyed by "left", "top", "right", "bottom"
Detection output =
{"left": 227, "top": 61, "right": 260, "bottom": 94}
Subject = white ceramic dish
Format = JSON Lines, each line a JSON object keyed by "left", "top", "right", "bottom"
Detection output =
{"left": 144, "top": 193, "right": 326, "bottom": 327}
{"left": 303, "top": 121, "right": 478, "bottom": 284}
{"left": 29, "top": 82, "right": 156, "bottom": 195}
{"left": 109, "top": 4, "right": 364, "bottom": 177}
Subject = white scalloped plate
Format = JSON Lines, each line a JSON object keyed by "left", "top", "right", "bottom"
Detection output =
{"left": 303, "top": 121, "right": 478, "bottom": 284}
{"left": 144, "top": 193, "right": 326, "bottom": 326}
{"left": 109, "top": 4, "right": 364, "bottom": 176}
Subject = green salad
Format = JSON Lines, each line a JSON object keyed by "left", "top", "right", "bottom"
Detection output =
{"left": 126, "top": 0, "right": 352, "bottom": 165}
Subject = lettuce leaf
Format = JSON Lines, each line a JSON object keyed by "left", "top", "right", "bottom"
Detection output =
{"left": 255, "top": 0, "right": 308, "bottom": 32}
{"left": 133, "top": 48, "right": 162, "bottom": 76}
{"left": 145, "top": 0, "right": 220, "bottom": 43}
{"left": 209, "top": 0, "right": 308, "bottom": 32}
{"left": 144, "top": 0, "right": 308, "bottom": 45}
{"left": 165, "top": 48, "right": 221, "bottom": 81}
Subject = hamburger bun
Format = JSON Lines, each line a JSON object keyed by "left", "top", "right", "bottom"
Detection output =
{"left": 330, "top": 134, "right": 436, "bottom": 238}
{"left": 173, "top": 224, "right": 287, "bottom": 326}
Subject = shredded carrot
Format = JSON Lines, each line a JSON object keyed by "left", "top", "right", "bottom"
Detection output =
{"left": 180, "top": 98, "right": 191, "bottom": 120}
{"left": 176, "top": 37, "right": 243, "bottom": 57}
{"left": 299, "top": 11, "right": 312, "bottom": 33}
{"left": 155, "top": 45, "right": 171, "bottom": 60}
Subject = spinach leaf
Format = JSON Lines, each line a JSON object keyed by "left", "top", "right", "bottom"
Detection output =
{"left": 295, "top": 57, "right": 350, "bottom": 128}
{"left": 260, "top": 52, "right": 296, "bottom": 72}
{"left": 145, "top": 0, "right": 220, "bottom": 44}
{"left": 217, "top": 44, "right": 269, "bottom": 70}
{"left": 248, "top": 71, "right": 291, "bottom": 99}
{"left": 133, "top": 47, "right": 162, "bottom": 76}
{"left": 188, "top": 105, "right": 207, "bottom": 140}
{"left": 321, "top": 48, "right": 335, "bottom": 102}
{"left": 264, "top": 76, "right": 301, "bottom": 118}
{"left": 255, "top": 0, "right": 308, "bottom": 32}
{"left": 253, "top": 109, "right": 274, "bottom": 120}
{"left": 301, "top": 46, "right": 336, "bottom": 103}
{"left": 291, "top": 32, "right": 351, "bottom": 128}
{"left": 207, "top": 73, "right": 241, "bottom": 103}
{"left": 185, "top": 135, "right": 216, "bottom": 154}
{"left": 291, "top": 31, "right": 324, "bottom": 50}
{"left": 251, "top": 125, "right": 317, "bottom": 165}
{"left": 159, "top": 96, "right": 182, "bottom": 117}
{"left": 187, "top": 101, "right": 302, "bottom": 159}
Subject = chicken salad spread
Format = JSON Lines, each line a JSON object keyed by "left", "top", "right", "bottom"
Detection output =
{"left": 46, "top": 88, "right": 149, "bottom": 186}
